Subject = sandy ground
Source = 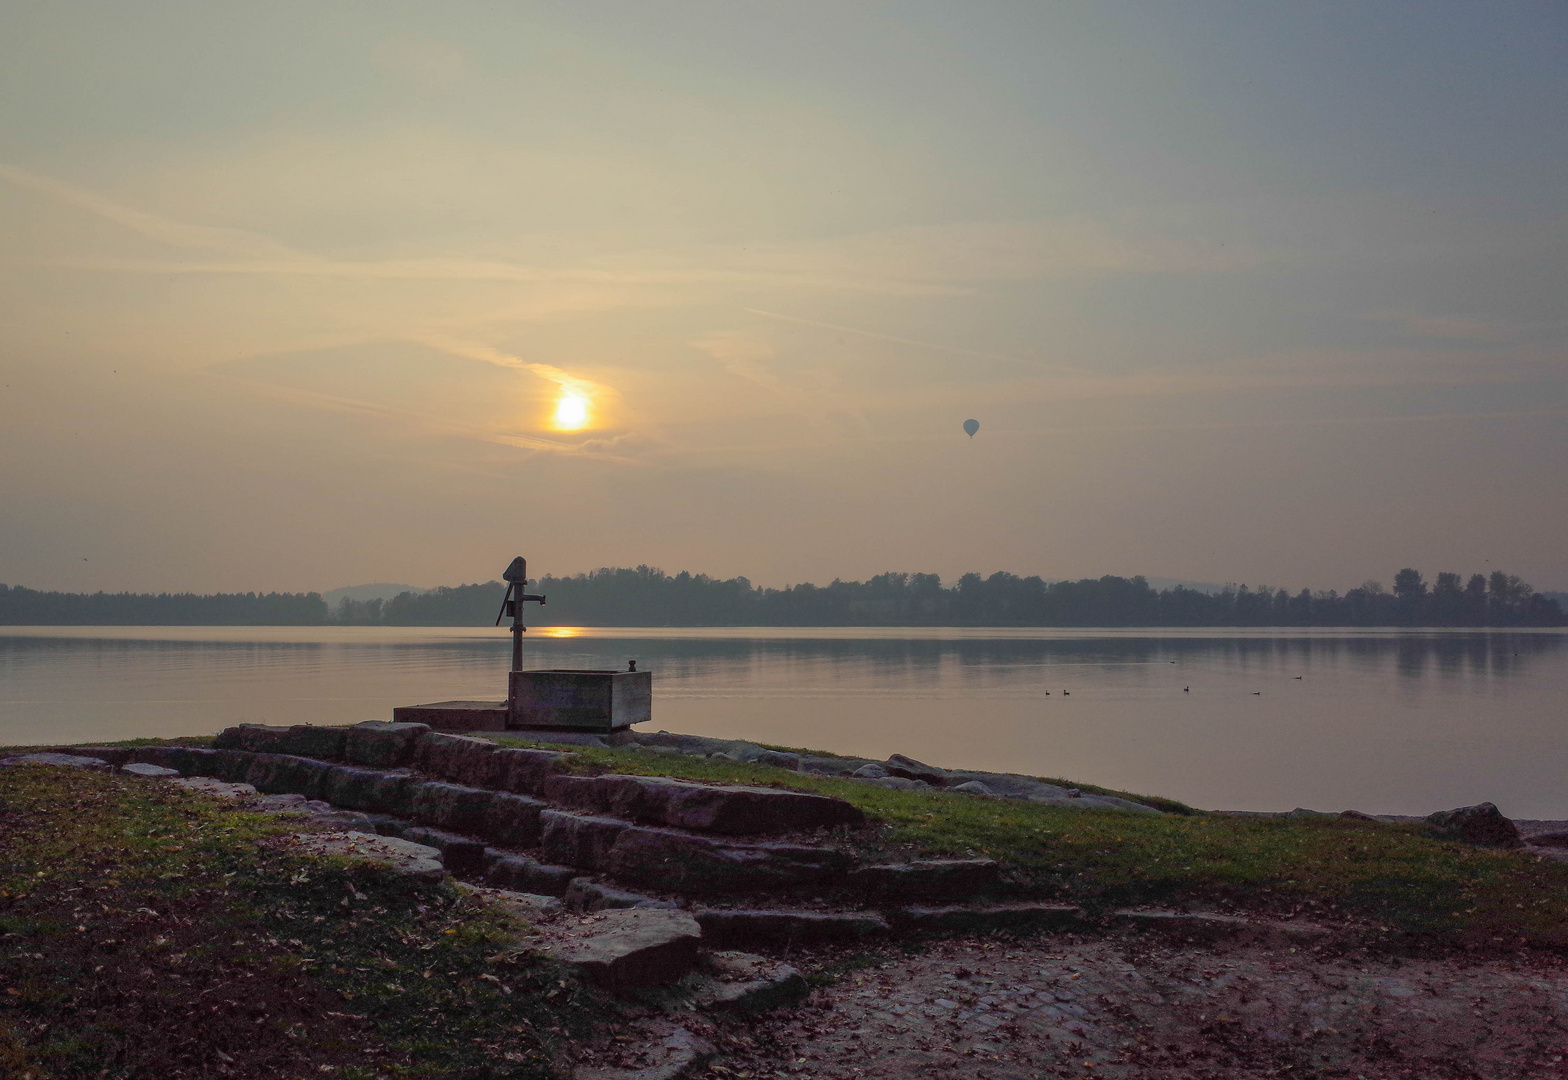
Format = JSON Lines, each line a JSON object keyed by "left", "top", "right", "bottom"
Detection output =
{"left": 673, "top": 936, "right": 1568, "bottom": 1080}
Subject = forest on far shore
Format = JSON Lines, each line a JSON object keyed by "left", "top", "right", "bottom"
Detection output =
{"left": 2, "top": 567, "right": 1563, "bottom": 627}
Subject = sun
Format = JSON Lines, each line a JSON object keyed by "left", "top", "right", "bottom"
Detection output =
{"left": 553, "top": 392, "right": 590, "bottom": 430}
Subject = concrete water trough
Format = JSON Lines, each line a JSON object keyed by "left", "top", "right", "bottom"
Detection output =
{"left": 394, "top": 666, "right": 652, "bottom": 734}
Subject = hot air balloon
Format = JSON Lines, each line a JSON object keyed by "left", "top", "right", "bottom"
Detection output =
{"left": 963, "top": 419, "right": 979, "bottom": 438}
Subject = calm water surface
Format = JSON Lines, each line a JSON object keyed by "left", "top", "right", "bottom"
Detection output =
{"left": 2, "top": 626, "right": 1565, "bottom": 817}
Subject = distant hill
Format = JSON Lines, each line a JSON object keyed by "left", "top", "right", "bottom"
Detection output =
{"left": 322, "top": 583, "right": 425, "bottom": 608}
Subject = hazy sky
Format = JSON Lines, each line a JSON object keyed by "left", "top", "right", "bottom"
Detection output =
{"left": 3, "top": 2, "right": 1565, "bottom": 594}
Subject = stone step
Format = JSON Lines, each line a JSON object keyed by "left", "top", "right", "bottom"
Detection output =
{"left": 539, "top": 772, "right": 865, "bottom": 836}
{"left": 281, "top": 831, "right": 445, "bottom": 882}
{"left": 565, "top": 879, "right": 680, "bottom": 913}
{"left": 686, "top": 950, "right": 808, "bottom": 1013}
{"left": 484, "top": 851, "right": 579, "bottom": 896}
{"left": 847, "top": 857, "right": 1001, "bottom": 901}
{"left": 694, "top": 909, "right": 891, "bottom": 948}
{"left": 539, "top": 908, "right": 703, "bottom": 993}
{"left": 886, "top": 903, "right": 1088, "bottom": 936}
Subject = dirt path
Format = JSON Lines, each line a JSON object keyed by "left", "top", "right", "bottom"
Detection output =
{"left": 694, "top": 937, "right": 1568, "bottom": 1079}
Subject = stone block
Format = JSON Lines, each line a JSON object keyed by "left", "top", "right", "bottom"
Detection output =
{"left": 57, "top": 746, "right": 133, "bottom": 768}
{"left": 542, "top": 908, "right": 701, "bottom": 992}
{"left": 539, "top": 809, "right": 633, "bottom": 869}
{"left": 481, "top": 791, "right": 548, "bottom": 848}
{"left": 213, "top": 724, "right": 294, "bottom": 755}
{"left": 243, "top": 754, "right": 335, "bottom": 799}
{"left": 494, "top": 747, "right": 572, "bottom": 794}
{"left": 280, "top": 725, "right": 348, "bottom": 761}
{"left": 322, "top": 766, "right": 391, "bottom": 812}
{"left": 411, "top": 731, "right": 503, "bottom": 787}
{"left": 605, "top": 829, "right": 850, "bottom": 895}
{"left": 564, "top": 878, "right": 679, "bottom": 913}
{"left": 344, "top": 721, "right": 429, "bottom": 769}
{"left": 694, "top": 909, "right": 890, "bottom": 948}
{"left": 484, "top": 853, "right": 578, "bottom": 896}
{"left": 887, "top": 903, "right": 1088, "bottom": 936}
{"left": 537, "top": 773, "right": 864, "bottom": 836}
{"left": 400, "top": 826, "right": 487, "bottom": 876}
{"left": 410, "top": 781, "right": 495, "bottom": 834}
{"left": 754, "top": 750, "right": 801, "bottom": 771}
{"left": 847, "top": 858, "right": 1000, "bottom": 900}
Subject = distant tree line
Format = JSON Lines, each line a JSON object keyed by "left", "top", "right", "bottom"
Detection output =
{"left": 3, "top": 568, "right": 1560, "bottom": 627}
{"left": 334, "top": 565, "right": 1566, "bottom": 628}
{"left": 0, "top": 583, "right": 328, "bottom": 625}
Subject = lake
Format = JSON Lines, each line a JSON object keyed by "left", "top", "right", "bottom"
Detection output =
{"left": 2, "top": 626, "right": 1565, "bottom": 817}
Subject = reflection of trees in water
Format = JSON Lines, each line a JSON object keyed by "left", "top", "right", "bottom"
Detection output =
{"left": 4, "top": 631, "right": 1563, "bottom": 688}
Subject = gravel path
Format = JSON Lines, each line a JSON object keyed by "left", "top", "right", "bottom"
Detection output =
{"left": 696, "top": 936, "right": 1568, "bottom": 1079}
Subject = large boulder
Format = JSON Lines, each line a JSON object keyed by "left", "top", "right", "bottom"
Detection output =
{"left": 1425, "top": 802, "right": 1523, "bottom": 848}
{"left": 883, "top": 753, "right": 949, "bottom": 788}
{"left": 344, "top": 721, "right": 429, "bottom": 769}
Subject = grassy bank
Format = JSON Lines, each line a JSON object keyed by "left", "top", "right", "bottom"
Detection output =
{"left": 506, "top": 737, "right": 1568, "bottom": 950}
{"left": 0, "top": 764, "right": 600, "bottom": 1080}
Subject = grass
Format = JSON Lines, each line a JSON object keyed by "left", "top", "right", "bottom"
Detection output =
{"left": 503, "top": 736, "right": 1568, "bottom": 950}
{"left": 0, "top": 764, "right": 603, "bottom": 1080}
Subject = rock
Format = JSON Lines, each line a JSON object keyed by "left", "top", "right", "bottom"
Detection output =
{"left": 171, "top": 776, "right": 257, "bottom": 799}
{"left": 398, "top": 826, "right": 486, "bottom": 875}
{"left": 313, "top": 809, "right": 378, "bottom": 832}
{"left": 573, "top": 1020, "right": 715, "bottom": 1080}
{"left": 852, "top": 763, "right": 887, "bottom": 778}
{"left": 470, "top": 885, "right": 563, "bottom": 919}
{"left": 690, "top": 950, "right": 808, "bottom": 1012}
{"left": 323, "top": 765, "right": 398, "bottom": 812}
{"left": 213, "top": 724, "right": 294, "bottom": 755}
{"left": 1110, "top": 909, "right": 1334, "bottom": 947}
{"left": 886, "top": 903, "right": 1088, "bottom": 936}
{"left": 755, "top": 750, "right": 801, "bottom": 771}
{"left": 410, "top": 781, "right": 495, "bottom": 835}
{"left": 848, "top": 858, "right": 1001, "bottom": 900}
{"left": 494, "top": 747, "right": 573, "bottom": 794}
{"left": 884, "top": 753, "right": 948, "bottom": 788}
{"left": 254, "top": 793, "right": 326, "bottom": 813}
{"left": 1425, "top": 802, "right": 1523, "bottom": 848}
{"left": 484, "top": 852, "right": 578, "bottom": 896}
{"left": 283, "top": 831, "right": 445, "bottom": 881}
{"left": 565, "top": 878, "right": 679, "bottom": 913}
{"left": 605, "top": 828, "right": 851, "bottom": 895}
{"left": 1, "top": 752, "right": 111, "bottom": 770}
{"left": 279, "top": 725, "right": 348, "bottom": 761}
{"left": 1527, "top": 831, "right": 1568, "bottom": 848}
{"left": 859, "top": 776, "right": 931, "bottom": 791}
{"left": 542, "top": 907, "right": 702, "bottom": 992}
{"left": 411, "top": 731, "right": 502, "bottom": 787}
{"left": 243, "top": 754, "right": 335, "bottom": 800}
{"left": 951, "top": 780, "right": 995, "bottom": 796}
{"left": 542, "top": 774, "right": 864, "bottom": 836}
{"left": 481, "top": 791, "right": 548, "bottom": 848}
{"left": 540, "top": 810, "right": 635, "bottom": 869}
{"left": 694, "top": 909, "right": 890, "bottom": 948}
{"left": 120, "top": 762, "right": 179, "bottom": 778}
{"left": 344, "top": 721, "right": 429, "bottom": 769}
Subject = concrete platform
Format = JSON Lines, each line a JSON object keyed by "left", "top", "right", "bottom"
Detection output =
{"left": 392, "top": 700, "right": 508, "bottom": 732}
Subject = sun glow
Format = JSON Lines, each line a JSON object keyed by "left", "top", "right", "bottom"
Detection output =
{"left": 553, "top": 393, "right": 589, "bottom": 430}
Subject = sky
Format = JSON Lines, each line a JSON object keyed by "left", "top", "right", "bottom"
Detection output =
{"left": 2, "top": 1, "right": 1565, "bottom": 595}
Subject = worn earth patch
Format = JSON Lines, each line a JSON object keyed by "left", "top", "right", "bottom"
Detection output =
{"left": 0, "top": 764, "right": 602, "bottom": 1079}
